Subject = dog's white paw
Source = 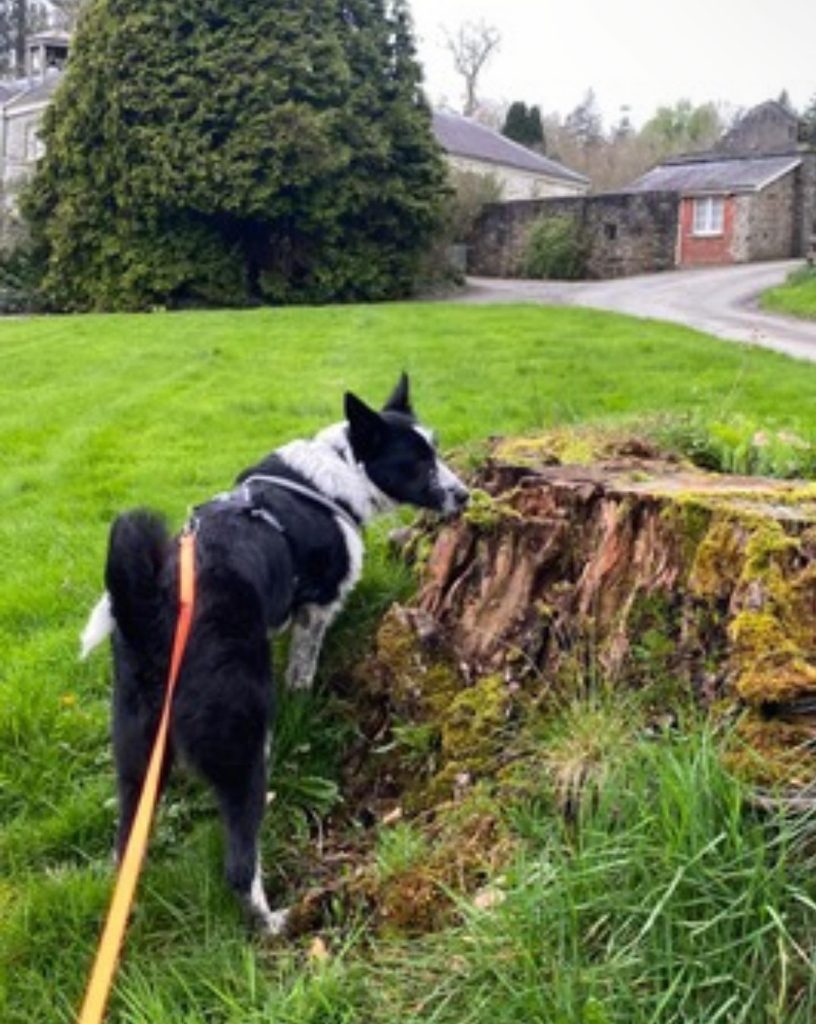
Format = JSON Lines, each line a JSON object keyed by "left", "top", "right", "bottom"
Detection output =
{"left": 285, "top": 670, "right": 315, "bottom": 691}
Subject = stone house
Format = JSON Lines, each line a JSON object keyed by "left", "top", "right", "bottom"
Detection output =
{"left": 469, "top": 101, "right": 816, "bottom": 278}
{"left": 626, "top": 102, "right": 816, "bottom": 268}
{"left": 432, "top": 110, "right": 588, "bottom": 201}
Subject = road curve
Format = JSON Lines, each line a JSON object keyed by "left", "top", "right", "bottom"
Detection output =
{"left": 457, "top": 260, "right": 816, "bottom": 363}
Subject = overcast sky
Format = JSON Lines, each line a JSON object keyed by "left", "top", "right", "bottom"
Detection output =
{"left": 408, "top": 0, "right": 816, "bottom": 129}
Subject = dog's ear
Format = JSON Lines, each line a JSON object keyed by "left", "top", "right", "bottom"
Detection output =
{"left": 382, "top": 372, "right": 412, "bottom": 415}
{"left": 345, "top": 392, "right": 386, "bottom": 460}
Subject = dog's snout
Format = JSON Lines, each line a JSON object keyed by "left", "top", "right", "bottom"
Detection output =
{"left": 454, "top": 486, "right": 470, "bottom": 509}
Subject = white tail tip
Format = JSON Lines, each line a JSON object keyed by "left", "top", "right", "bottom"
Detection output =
{"left": 80, "top": 591, "right": 115, "bottom": 660}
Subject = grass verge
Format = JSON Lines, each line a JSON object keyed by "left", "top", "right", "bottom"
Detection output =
{"left": 4, "top": 302, "right": 816, "bottom": 1020}
{"left": 761, "top": 264, "right": 816, "bottom": 321}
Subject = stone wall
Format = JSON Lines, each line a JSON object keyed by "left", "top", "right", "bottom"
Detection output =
{"left": 794, "top": 152, "right": 816, "bottom": 256}
{"left": 743, "top": 170, "right": 799, "bottom": 261}
{"left": 468, "top": 191, "right": 679, "bottom": 279}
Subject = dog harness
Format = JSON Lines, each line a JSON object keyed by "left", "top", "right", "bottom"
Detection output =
{"left": 200, "top": 473, "right": 362, "bottom": 535}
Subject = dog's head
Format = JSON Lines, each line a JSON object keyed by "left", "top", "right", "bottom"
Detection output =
{"left": 345, "top": 374, "right": 469, "bottom": 516}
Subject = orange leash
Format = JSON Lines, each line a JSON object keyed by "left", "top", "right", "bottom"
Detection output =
{"left": 78, "top": 528, "right": 197, "bottom": 1024}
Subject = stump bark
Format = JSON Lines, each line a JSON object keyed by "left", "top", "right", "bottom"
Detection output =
{"left": 385, "top": 446, "right": 816, "bottom": 786}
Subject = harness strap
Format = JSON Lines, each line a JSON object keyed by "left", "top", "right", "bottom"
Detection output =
{"left": 77, "top": 528, "right": 197, "bottom": 1024}
{"left": 240, "top": 473, "right": 362, "bottom": 533}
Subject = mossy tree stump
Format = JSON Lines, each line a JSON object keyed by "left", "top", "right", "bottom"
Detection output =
{"left": 378, "top": 446, "right": 816, "bottom": 788}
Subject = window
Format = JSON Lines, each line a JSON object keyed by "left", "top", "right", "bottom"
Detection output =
{"left": 692, "top": 196, "right": 724, "bottom": 236}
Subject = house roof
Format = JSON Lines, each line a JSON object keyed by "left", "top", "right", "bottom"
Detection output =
{"left": 432, "top": 110, "right": 588, "bottom": 185}
{"left": 4, "top": 70, "right": 63, "bottom": 112}
{"left": 0, "top": 79, "right": 29, "bottom": 105}
{"left": 626, "top": 154, "right": 802, "bottom": 195}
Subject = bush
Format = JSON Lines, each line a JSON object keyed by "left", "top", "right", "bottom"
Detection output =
{"left": 521, "top": 214, "right": 588, "bottom": 280}
{"left": 446, "top": 170, "right": 503, "bottom": 244}
{"left": 414, "top": 171, "right": 502, "bottom": 291}
{"left": 19, "top": 0, "right": 447, "bottom": 311}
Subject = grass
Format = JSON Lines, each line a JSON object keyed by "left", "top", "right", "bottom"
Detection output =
{"left": 5, "top": 301, "right": 816, "bottom": 1020}
{"left": 762, "top": 264, "right": 816, "bottom": 320}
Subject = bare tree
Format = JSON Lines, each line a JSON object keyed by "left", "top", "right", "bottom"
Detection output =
{"left": 443, "top": 20, "right": 500, "bottom": 117}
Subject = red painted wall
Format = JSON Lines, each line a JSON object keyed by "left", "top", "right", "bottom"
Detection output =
{"left": 678, "top": 196, "right": 735, "bottom": 266}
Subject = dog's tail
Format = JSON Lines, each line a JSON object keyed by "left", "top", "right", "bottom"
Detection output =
{"left": 80, "top": 509, "right": 171, "bottom": 660}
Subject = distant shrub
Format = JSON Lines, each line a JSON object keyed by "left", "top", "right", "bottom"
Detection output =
{"left": 446, "top": 170, "right": 503, "bottom": 244}
{"left": 521, "top": 215, "right": 588, "bottom": 280}
{"left": 416, "top": 170, "right": 503, "bottom": 291}
{"left": 0, "top": 240, "right": 49, "bottom": 313}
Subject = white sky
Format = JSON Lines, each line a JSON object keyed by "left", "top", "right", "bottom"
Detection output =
{"left": 408, "top": 0, "right": 816, "bottom": 129}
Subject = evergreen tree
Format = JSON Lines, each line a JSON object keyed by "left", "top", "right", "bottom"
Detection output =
{"left": 502, "top": 101, "right": 529, "bottom": 144}
{"left": 502, "top": 100, "right": 544, "bottom": 149}
{"left": 527, "top": 104, "right": 544, "bottom": 148}
{"left": 21, "top": 0, "right": 447, "bottom": 310}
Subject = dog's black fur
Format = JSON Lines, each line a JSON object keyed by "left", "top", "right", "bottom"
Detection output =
{"left": 95, "top": 376, "right": 468, "bottom": 933}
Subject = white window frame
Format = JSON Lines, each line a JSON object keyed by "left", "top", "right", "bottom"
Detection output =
{"left": 692, "top": 195, "right": 725, "bottom": 236}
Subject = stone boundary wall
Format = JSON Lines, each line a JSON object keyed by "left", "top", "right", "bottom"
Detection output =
{"left": 467, "top": 191, "right": 679, "bottom": 279}
{"left": 794, "top": 153, "right": 816, "bottom": 257}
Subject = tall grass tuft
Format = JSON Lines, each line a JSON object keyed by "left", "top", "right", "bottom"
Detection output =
{"left": 370, "top": 729, "right": 816, "bottom": 1024}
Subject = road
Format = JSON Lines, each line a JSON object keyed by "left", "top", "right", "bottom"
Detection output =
{"left": 458, "top": 260, "right": 816, "bottom": 363}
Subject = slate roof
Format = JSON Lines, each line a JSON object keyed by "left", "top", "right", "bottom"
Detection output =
{"left": 0, "top": 78, "right": 31, "bottom": 106}
{"left": 4, "top": 70, "right": 63, "bottom": 111}
{"left": 626, "top": 154, "right": 802, "bottom": 195}
{"left": 432, "top": 110, "right": 588, "bottom": 185}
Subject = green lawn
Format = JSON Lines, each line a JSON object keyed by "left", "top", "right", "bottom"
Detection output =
{"left": 4, "top": 302, "right": 816, "bottom": 1023}
{"left": 762, "top": 264, "right": 816, "bottom": 320}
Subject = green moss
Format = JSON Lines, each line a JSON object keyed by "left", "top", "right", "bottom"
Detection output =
{"left": 666, "top": 499, "right": 713, "bottom": 565}
{"left": 440, "top": 675, "right": 508, "bottom": 764}
{"left": 742, "top": 521, "right": 798, "bottom": 580}
{"left": 688, "top": 516, "right": 746, "bottom": 600}
{"left": 462, "top": 488, "right": 507, "bottom": 530}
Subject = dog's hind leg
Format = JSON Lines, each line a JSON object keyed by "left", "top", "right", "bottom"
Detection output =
{"left": 112, "top": 680, "right": 174, "bottom": 862}
{"left": 213, "top": 753, "right": 289, "bottom": 937}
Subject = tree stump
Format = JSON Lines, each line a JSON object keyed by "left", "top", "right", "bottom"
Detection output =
{"left": 374, "top": 444, "right": 816, "bottom": 788}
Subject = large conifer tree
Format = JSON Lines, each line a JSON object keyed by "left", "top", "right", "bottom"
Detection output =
{"left": 22, "top": 0, "right": 446, "bottom": 309}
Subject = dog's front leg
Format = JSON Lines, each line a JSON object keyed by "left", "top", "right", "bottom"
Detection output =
{"left": 285, "top": 602, "right": 339, "bottom": 690}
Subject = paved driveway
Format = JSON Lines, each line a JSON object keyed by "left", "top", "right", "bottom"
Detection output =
{"left": 458, "top": 260, "right": 816, "bottom": 363}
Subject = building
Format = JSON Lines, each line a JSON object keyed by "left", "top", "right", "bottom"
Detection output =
{"left": 626, "top": 101, "right": 816, "bottom": 268}
{"left": 432, "top": 110, "right": 588, "bottom": 201}
{"left": 468, "top": 101, "right": 816, "bottom": 278}
{"left": 0, "top": 32, "right": 70, "bottom": 243}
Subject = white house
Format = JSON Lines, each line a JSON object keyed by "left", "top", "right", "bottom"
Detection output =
{"left": 432, "top": 110, "right": 589, "bottom": 200}
{"left": 0, "top": 32, "right": 69, "bottom": 240}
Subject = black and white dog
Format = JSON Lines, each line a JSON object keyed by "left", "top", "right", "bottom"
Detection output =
{"left": 80, "top": 374, "right": 468, "bottom": 935}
